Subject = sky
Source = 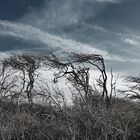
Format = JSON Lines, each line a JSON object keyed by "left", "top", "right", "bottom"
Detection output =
{"left": 0, "top": 0, "right": 140, "bottom": 77}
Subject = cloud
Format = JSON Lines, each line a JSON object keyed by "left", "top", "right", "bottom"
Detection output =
{"left": 96, "top": 0, "right": 121, "bottom": 3}
{"left": 19, "top": 0, "right": 108, "bottom": 30}
{"left": 0, "top": 20, "right": 106, "bottom": 54}
{"left": 92, "top": 24, "right": 108, "bottom": 32}
{"left": 0, "top": 0, "right": 139, "bottom": 74}
{"left": 0, "top": 20, "right": 131, "bottom": 63}
{"left": 122, "top": 38, "right": 140, "bottom": 46}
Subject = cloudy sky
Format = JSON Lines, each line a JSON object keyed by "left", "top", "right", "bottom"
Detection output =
{"left": 0, "top": 0, "right": 140, "bottom": 76}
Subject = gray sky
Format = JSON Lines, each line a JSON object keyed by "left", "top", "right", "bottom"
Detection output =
{"left": 0, "top": 0, "right": 140, "bottom": 75}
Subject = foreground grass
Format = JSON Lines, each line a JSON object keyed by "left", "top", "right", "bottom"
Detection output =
{"left": 0, "top": 96, "right": 139, "bottom": 140}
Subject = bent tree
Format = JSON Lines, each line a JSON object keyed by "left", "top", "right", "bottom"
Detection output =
{"left": 46, "top": 53, "right": 109, "bottom": 106}
{"left": 2, "top": 53, "right": 46, "bottom": 112}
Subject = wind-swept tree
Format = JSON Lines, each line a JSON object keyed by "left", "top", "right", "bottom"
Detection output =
{"left": 120, "top": 76, "right": 140, "bottom": 101}
{"left": 46, "top": 53, "right": 110, "bottom": 106}
{"left": 2, "top": 53, "right": 46, "bottom": 111}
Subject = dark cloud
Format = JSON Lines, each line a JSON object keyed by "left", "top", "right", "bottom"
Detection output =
{"left": 0, "top": 0, "right": 45, "bottom": 20}
{"left": 0, "top": 35, "right": 44, "bottom": 52}
{"left": 0, "top": 0, "right": 140, "bottom": 73}
{"left": 93, "top": 0, "right": 140, "bottom": 31}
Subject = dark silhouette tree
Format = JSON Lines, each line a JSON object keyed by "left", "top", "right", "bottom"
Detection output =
{"left": 46, "top": 53, "right": 110, "bottom": 107}
{"left": 2, "top": 53, "right": 46, "bottom": 112}
{"left": 0, "top": 61, "right": 16, "bottom": 98}
{"left": 120, "top": 76, "right": 140, "bottom": 100}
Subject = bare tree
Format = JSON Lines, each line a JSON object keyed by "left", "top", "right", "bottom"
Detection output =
{"left": 120, "top": 76, "right": 140, "bottom": 101}
{"left": 45, "top": 53, "right": 90, "bottom": 102}
{"left": 2, "top": 53, "right": 46, "bottom": 111}
{"left": 45, "top": 53, "right": 110, "bottom": 107}
{"left": 71, "top": 53, "right": 108, "bottom": 98}
{"left": 0, "top": 61, "right": 16, "bottom": 99}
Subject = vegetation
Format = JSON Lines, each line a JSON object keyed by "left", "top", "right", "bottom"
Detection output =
{"left": 0, "top": 52, "right": 139, "bottom": 140}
